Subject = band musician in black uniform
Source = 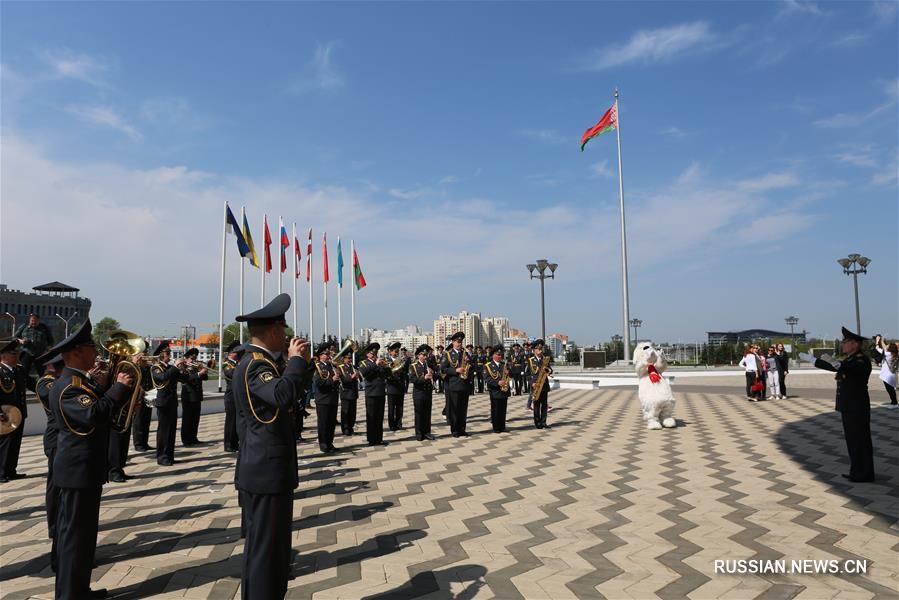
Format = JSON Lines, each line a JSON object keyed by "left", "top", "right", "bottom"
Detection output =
{"left": 528, "top": 339, "right": 552, "bottom": 429}
{"left": 150, "top": 341, "right": 188, "bottom": 466}
{"left": 385, "top": 342, "right": 406, "bottom": 431}
{"left": 803, "top": 327, "right": 875, "bottom": 483}
{"left": 337, "top": 351, "right": 359, "bottom": 436}
{"left": 408, "top": 344, "right": 436, "bottom": 441}
{"left": 359, "top": 343, "right": 390, "bottom": 446}
{"left": 231, "top": 293, "right": 311, "bottom": 599}
{"left": 313, "top": 343, "right": 340, "bottom": 453}
{"left": 222, "top": 341, "right": 240, "bottom": 452}
{"left": 179, "top": 348, "right": 208, "bottom": 446}
{"left": 441, "top": 332, "right": 473, "bottom": 437}
{"left": 35, "top": 352, "right": 64, "bottom": 571}
{"left": 47, "top": 320, "right": 135, "bottom": 599}
{"left": 508, "top": 343, "right": 525, "bottom": 396}
{"left": 131, "top": 346, "right": 155, "bottom": 452}
{"left": 485, "top": 345, "right": 512, "bottom": 433}
{"left": 0, "top": 339, "right": 30, "bottom": 483}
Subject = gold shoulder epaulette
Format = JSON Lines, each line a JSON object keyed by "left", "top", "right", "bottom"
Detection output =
{"left": 252, "top": 352, "right": 265, "bottom": 360}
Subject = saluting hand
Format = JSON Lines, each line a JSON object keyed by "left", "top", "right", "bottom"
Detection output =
{"left": 288, "top": 337, "right": 309, "bottom": 360}
{"left": 117, "top": 372, "right": 135, "bottom": 388}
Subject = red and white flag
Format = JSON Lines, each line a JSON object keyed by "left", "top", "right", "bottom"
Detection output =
{"left": 322, "top": 233, "right": 330, "bottom": 284}
{"left": 294, "top": 236, "right": 302, "bottom": 279}
{"left": 306, "top": 229, "right": 313, "bottom": 282}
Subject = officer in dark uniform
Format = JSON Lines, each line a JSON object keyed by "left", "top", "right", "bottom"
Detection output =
{"left": 473, "top": 346, "right": 485, "bottom": 394}
{"left": 47, "top": 320, "right": 135, "bottom": 599}
{"left": 312, "top": 343, "right": 340, "bottom": 453}
{"left": 433, "top": 345, "right": 445, "bottom": 393}
{"left": 806, "top": 327, "right": 875, "bottom": 483}
{"left": 179, "top": 348, "right": 208, "bottom": 446}
{"left": 131, "top": 347, "right": 155, "bottom": 452}
{"left": 150, "top": 341, "right": 188, "bottom": 466}
{"left": 385, "top": 342, "right": 406, "bottom": 431}
{"left": 441, "top": 332, "right": 473, "bottom": 437}
{"left": 409, "top": 344, "right": 436, "bottom": 441}
{"left": 485, "top": 345, "right": 511, "bottom": 432}
{"left": 337, "top": 350, "right": 360, "bottom": 436}
{"left": 35, "top": 352, "right": 64, "bottom": 572}
{"left": 508, "top": 343, "right": 525, "bottom": 396}
{"left": 0, "top": 339, "right": 30, "bottom": 483}
{"left": 359, "top": 343, "right": 390, "bottom": 446}
{"left": 222, "top": 341, "right": 240, "bottom": 452}
{"left": 231, "top": 293, "right": 311, "bottom": 600}
{"left": 528, "top": 339, "right": 552, "bottom": 429}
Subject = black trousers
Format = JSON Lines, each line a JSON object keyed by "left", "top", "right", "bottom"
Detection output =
{"left": 779, "top": 371, "right": 788, "bottom": 397}
{"left": 475, "top": 372, "right": 484, "bottom": 394}
{"left": 745, "top": 372, "right": 760, "bottom": 397}
{"left": 513, "top": 374, "right": 524, "bottom": 396}
{"left": 46, "top": 448, "right": 59, "bottom": 572}
{"left": 156, "top": 401, "right": 177, "bottom": 464}
{"left": 132, "top": 402, "right": 152, "bottom": 449}
{"left": 316, "top": 402, "right": 338, "bottom": 450}
{"left": 242, "top": 490, "right": 293, "bottom": 600}
{"left": 533, "top": 394, "right": 548, "bottom": 427}
{"left": 490, "top": 396, "right": 508, "bottom": 432}
{"left": 387, "top": 394, "right": 404, "bottom": 430}
{"left": 55, "top": 485, "right": 102, "bottom": 600}
{"left": 841, "top": 409, "right": 875, "bottom": 481}
{"left": 413, "top": 394, "right": 432, "bottom": 439}
{"left": 180, "top": 399, "right": 201, "bottom": 444}
{"left": 340, "top": 396, "right": 357, "bottom": 434}
{"left": 883, "top": 381, "right": 897, "bottom": 404}
{"left": 107, "top": 428, "right": 130, "bottom": 478}
{"left": 447, "top": 391, "right": 469, "bottom": 435}
{"left": 365, "top": 395, "right": 386, "bottom": 444}
{"left": 223, "top": 402, "right": 239, "bottom": 451}
{"left": 0, "top": 420, "right": 24, "bottom": 478}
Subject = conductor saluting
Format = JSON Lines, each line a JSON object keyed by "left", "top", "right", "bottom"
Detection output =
{"left": 232, "top": 293, "right": 311, "bottom": 599}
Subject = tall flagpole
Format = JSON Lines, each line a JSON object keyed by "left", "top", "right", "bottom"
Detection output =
{"left": 323, "top": 232, "right": 329, "bottom": 342}
{"left": 278, "top": 216, "right": 284, "bottom": 295}
{"left": 308, "top": 230, "right": 314, "bottom": 345}
{"left": 217, "top": 200, "right": 227, "bottom": 392}
{"left": 292, "top": 222, "right": 298, "bottom": 334}
{"left": 615, "top": 88, "right": 632, "bottom": 363}
{"left": 351, "top": 239, "right": 356, "bottom": 346}
{"left": 260, "top": 213, "right": 266, "bottom": 308}
{"left": 337, "top": 236, "right": 343, "bottom": 343}
{"left": 239, "top": 207, "right": 246, "bottom": 343}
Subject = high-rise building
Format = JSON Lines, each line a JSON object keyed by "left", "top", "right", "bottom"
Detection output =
{"left": 434, "top": 311, "right": 512, "bottom": 348}
{"left": 367, "top": 326, "right": 429, "bottom": 355}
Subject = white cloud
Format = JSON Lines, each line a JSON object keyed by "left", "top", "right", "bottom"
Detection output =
{"left": 833, "top": 144, "right": 877, "bottom": 168}
{"left": 830, "top": 32, "right": 867, "bottom": 47}
{"left": 872, "top": 153, "right": 898, "bottom": 186}
{"left": 65, "top": 105, "right": 142, "bottom": 140}
{"left": 590, "top": 160, "right": 614, "bottom": 179}
{"left": 438, "top": 175, "right": 459, "bottom": 185}
{"left": 735, "top": 171, "right": 800, "bottom": 192}
{"left": 814, "top": 79, "right": 898, "bottom": 127}
{"left": 387, "top": 187, "right": 426, "bottom": 200}
{"left": 579, "top": 22, "right": 718, "bottom": 70}
{"left": 776, "top": 0, "right": 829, "bottom": 18}
{"left": 520, "top": 129, "right": 568, "bottom": 145}
{"left": 290, "top": 41, "right": 345, "bottom": 94}
{"left": 140, "top": 97, "right": 211, "bottom": 132}
{"left": 871, "top": 1, "right": 898, "bottom": 25}
{"left": 661, "top": 126, "right": 689, "bottom": 138}
{"left": 37, "top": 48, "right": 112, "bottom": 88}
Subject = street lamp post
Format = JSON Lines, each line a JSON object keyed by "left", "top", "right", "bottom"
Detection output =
{"left": 785, "top": 316, "right": 799, "bottom": 363}
{"left": 837, "top": 254, "right": 870, "bottom": 333}
{"left": 527, "top": 259, "right": 557, "bottom": 340}
{"left": 611, "top": 334, "right": 622, "bottom": 362}
{"left": 55, "top": 311, "right": 78, "bottom": 338}
{"left": 629, "top": 318, "right": 642, "bottom": 347}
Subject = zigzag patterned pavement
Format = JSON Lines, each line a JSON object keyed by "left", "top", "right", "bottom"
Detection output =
{"left": 1, "top": 378, "right": 897, "bottom": 599}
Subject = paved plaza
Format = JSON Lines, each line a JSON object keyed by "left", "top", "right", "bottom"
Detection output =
{"left": 1, "top": 374, "right": 897, "bottom": 599}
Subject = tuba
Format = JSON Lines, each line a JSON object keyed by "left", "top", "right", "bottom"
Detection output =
{"left": 390, "top": 356, "right": 407, "bottom": 374}
{"left": 332, "top": 339, "right": 358, "bottom": 363}
{"left": 101, "top": 330, "right": 146, "bottom": 433}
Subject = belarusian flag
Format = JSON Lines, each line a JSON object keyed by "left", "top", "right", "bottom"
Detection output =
{"left": 580, "top": 103, "right": 617, "bottom": 151}
{"left": 353, "top": 248, "right": 367, "bottom": 290}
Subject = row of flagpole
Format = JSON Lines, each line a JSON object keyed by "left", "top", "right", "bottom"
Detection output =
{"left": 217, "top": 204, "right": 367, "bottom": 389}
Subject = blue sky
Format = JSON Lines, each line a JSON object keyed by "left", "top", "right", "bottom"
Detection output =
{"left": 1, "top": 1, "right": 896, "bottom": 344}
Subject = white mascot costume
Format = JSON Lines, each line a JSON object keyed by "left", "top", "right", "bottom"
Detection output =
{"left": 633, "top": 342, "right": 676, "bottom": 430}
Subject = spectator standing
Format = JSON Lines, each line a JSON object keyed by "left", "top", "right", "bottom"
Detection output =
{"left": 766, "top": 346, "right": 783, "bottom": 399}
{"left": 775, "top": 343, "right": 790, "bottom": 397}
{"left": 15, "top": 314, "right": 54, "bottom": 377}
{"left": 873, "top": 336, "right": 897, "bottom": 409}
{"left": 739, "top": 348, "right": 761, "bottom": 400}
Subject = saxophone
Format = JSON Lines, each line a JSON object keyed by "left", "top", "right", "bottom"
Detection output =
{"left": 461, "top": 351, "right": 471, "bottom": 379}
{"left": 500, "top": 362, "right": 511, "bottom": 393}
{"left": 531, "top": 356, "right": 552, "bottom": 399}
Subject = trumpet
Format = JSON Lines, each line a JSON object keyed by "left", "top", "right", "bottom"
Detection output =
{"left": 135, "top": 355, "right": 165, "bottom": 366}
{"left": 180, "top": 358, "right": 216, "bottom": 373}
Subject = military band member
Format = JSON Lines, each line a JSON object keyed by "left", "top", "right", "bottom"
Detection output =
{"left": 385, "top": 342, "right": 406, "bottom": 431}
{"left": 150, "top": 341, "right": 188, "bottom": 466}
{"left": 441, "top": 332, "right": 473, "bottom": 437}
{"left": 36, "top": 352, "right": 64, "bottom": 572}
{"left": 313, "top": 343, "right": 340, "bottom": 453}
{"left": 523, "top": 341, "right": 535, "bottom": 409}
{"left": 232, "top": 293, "right": 310, "bottom": 599}
{"left": 0, "top": 339, "right": 29, "bottom": 483}
{"left": 222, "top": 341, "right": 240, "bottom": 452}
{"left": 359, "top": 343, "right": 390, "bottom": 446}
{"left": 528, "top": 339, "right": 552, "bottom": 429}
{"left": 47, "top": 320, "right": 135, "bottom": 600}
{"left": 434, "top": 345, "right": 445, "bottom": 393}
{"left": 508, "top": 343, "right": 525, "bottom": 396}
{"left": 409, "top": 345, "right": 436, "bottom": 441}
{"left": 131, "top": 349, "right": 155, "bottom": 452}
{"left": 337, "top": 351, "right": 360, "bottom": 436}
{"left": 179, "top": 348, "right": 208, "bottom": 446}
{"left": 473, "top": 346, "right": 485, "bottom": 394}
{"left": 803, "top": 327, "right": 875, "bottom": 483}
{"left": 485, "top": 345, "right": 511, "bottom": 433}
{"left": 402, "top": 347, "right": 411, "bottom": 394}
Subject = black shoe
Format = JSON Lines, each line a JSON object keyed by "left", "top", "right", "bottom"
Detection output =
{"left": 10, "top": 473, "right": 26, "bottom": 479}
{"left": 134, "top": 445, "right": 149, "bottom": 452}
{"left": 224, "top": 447, "right": 238, "bottom": 453}
{"left": 459, "top": 432, "right": 470, "bottom": 437}
{"left": 90, "top": 588, "right": 108, "bottom": 598}
{"left": 416, "top": 436, "right": 425, "bottom": 441}
{"left": 158, "top": 459, "right": 174, "bottom": 466}
{"left": 319, "top": 445, "right": 329, "bottom": 453}
{"left": 327, "top": 446, "right": 338, "bottom": 453}
{"left": 425, "top": 434, "right": 436, "bottom": 440}
{"left": 109, "top": 473, "right": 126, "bottom": 483}
{"left": 0, "top": 477, "right": 8, "bottom": 484}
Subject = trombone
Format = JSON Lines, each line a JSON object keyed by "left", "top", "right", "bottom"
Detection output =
{"left": 100, "top": 330, "right": 147, "bottom": 433}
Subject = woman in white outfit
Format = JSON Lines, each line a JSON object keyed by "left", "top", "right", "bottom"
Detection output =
{"left": 874, "top": 335, "right": 897, "bottom": 409}
{"left": 739, "top": 348, "right": 761, "bottom": 400}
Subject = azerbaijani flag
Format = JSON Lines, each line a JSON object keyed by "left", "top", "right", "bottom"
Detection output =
{"left": 279, "top": 220, "right": 289, "bottom": 273}
{"left": 306, "top": 229, "right": 312, "bottom": 282}
{"left": 580, "top": 103, "right": 617, "bottom": 151}
{"left": 263, "top": 215, "right": 273, "bottom": 273}
{"left": 353, "top": 248, "right": 367, "bottom": 290}
{"left": 336, "top": 237, "right": 344, "bottom": 288}
{"left": 322, "top": 233, "right": 329, "bottom": 284}
{"left": 294, "top": 235, "right": 302, "bottom": 279}
{"left": 242, "top": 211, "right": 259, "bottom": 268}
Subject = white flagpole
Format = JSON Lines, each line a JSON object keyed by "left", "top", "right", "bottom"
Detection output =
{"left": 351, "top": 239, "right": 356, "bottom": 345}
{"left": 308, "top": 230, "right": 314, "bottom": 345}
{"left": 218, "top": 200, "right": 227, "bottom": 392}
{"left": 323, "top": 232, "right": 329, "bottom": 342}
{"left": 278, "top": 216, "right": 284, "bottom": 295}
{"left": 614, "top": 88, "right": 632, "bottom": 363}
{"left": 260, "top": 213, "right": 267, "bottom": 308}
{"left": 337, "top": 236, "right": 342, "bottom": 343}
{"left": 239, "top": 207, "right": 246, "bottom": 343}
{"left": 292, "top": 222, "right": 298, "bottom": 334}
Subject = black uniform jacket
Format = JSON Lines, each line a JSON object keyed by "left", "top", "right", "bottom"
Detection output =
{"left": 385, "top": 356, "right": 405, "bottom": 395}
{"left": 485, "top": 361, "right": 511, "bottom": 399}
{"left": 151, "top": 363, "right": 188, "bottom": 408}
{"left": 408, "top": 360, "right": 433, "bottom": 400}
{"left": 36, "top": 374, "right": 58, "bottom": 456}
{"left": 181, "top": 369, "right": 208, "bottom": 402}
{"left": 233, "top": 345, "right": 309, "bottom": 494}
{"left": 313, "top": 361, "right": 340, "bottom": 405}
{"left": 441, "top": 348, "right": 472, "bottom": 393}
{"left": 50, "top": 368, "right": 129, "bottom": 488}
{"left": 337, "top": 363, "right": 359, "bottom": 400}
{"left": 0, "top": 363, "right": 30, "bottom": 418}
{"left": 814, "top": 353, "right": 872, "bottom": 413}
{"left": 223, "top": 359, "right": 237, "bottom": 407}
{"left": 528, "top": 356, "right": 551, "bottom": 400}
{"left": 359, "top": 358, "right": 390, "bottom": 396}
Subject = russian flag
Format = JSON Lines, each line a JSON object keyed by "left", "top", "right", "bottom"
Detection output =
{"left": 279, "top": 219, "right": 289, "bottom": 273}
